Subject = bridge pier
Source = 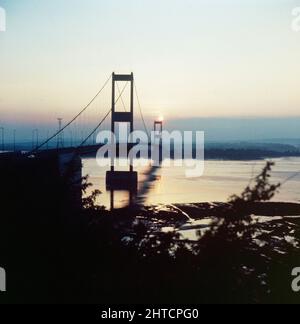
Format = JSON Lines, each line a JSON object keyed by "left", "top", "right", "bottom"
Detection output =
{"left": 106, "top": 73, "right": 138, "bottom": 209}
{"left": 106, "top": 171, "right": 138, "bottom": 191}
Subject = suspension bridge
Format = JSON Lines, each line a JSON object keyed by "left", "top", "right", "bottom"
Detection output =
{"left": 0, "top": 72, "right": 164, "bottom": 209}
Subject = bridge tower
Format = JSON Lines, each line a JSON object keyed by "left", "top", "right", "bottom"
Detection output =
{"left": 154, "top": 120, "right": 163, "bottom": 140}
{"left": 57, "top": 118, "right": 64, "bottom": 148}
{"left": 153, "top": 120, "right": 163, "bottom": 164}
{"left": 106, "top": 73, "right": 138, "bottom": 201}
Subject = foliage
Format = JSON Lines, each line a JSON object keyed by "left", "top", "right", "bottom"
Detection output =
{"left": 76, "top": 161, "right": 300, "bottom": 304}
{"left": 230, "top": 161, "right": 281, "bottom": 204}
{"left": 2, "top": 160, "right": 300, "bottom": 304}
{"left": 81, "top": 175, "right": 104, "bottom": 211}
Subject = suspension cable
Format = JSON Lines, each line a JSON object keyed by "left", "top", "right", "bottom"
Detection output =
{"left": 134, "top": 83, "right": 150, "bottom": 139}
{"left": 76, "top": 81, "right": 129, "bottom": 149}
{"left": 28, "top": 74, "right": 112, "bottom": 154}
{"left": 77, "top": 109, "right": 112, "bottom": 148}
{"left": 116, "top": 82, "right": 128, "bottom": 112}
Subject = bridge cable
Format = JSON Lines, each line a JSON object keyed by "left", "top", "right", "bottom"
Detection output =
{"left": 76, "top": 81, "right": 129, "bottom": 149}
{"left": 61, "top": 81, "right": 130, "bottom": 177}
{"left": 29, "top": 74, "right": 112, "bottom": 154}
{"left": 116, "top": 82, "right": 128, "bottom": 112}
{"left": 134, "top": 83, "right": 150, "bottom": 139}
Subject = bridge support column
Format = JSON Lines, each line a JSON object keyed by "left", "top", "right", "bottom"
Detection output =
{"left": 153, "top": 120, "right": 163, "bottom": 165}
{"left": 106, "top": 73, "right": 138, "bottom": 203}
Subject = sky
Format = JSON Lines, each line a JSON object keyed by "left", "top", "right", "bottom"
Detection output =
{"left": 0, "top": 0, "right": 300, "bottom": 142}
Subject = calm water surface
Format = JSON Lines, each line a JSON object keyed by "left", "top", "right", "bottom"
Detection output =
{"left": 82, "top": 157, "right": 300, "bottom": 209}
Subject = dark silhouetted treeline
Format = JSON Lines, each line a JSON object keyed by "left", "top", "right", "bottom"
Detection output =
{"left": 0, "top": 157, "right": 300, "bottom": 304}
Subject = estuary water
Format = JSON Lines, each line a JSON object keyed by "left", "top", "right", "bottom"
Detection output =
{"left": 82, "top": 157, "right": 300, "bottom": 209}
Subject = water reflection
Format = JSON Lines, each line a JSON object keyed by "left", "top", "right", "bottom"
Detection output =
{"left": 82, "top": 157, "right": 300, "bottom": 210}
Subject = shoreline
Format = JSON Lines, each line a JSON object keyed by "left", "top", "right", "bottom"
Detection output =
{"left": 134, "top": 201, "right": 300, "bottom": 223}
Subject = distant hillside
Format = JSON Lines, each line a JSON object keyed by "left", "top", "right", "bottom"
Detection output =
{"left": 205, "top": 141, "right": 300, "bottom": 153}
{"left": 204, "top": 148, "right": 300, "bottom": 160}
